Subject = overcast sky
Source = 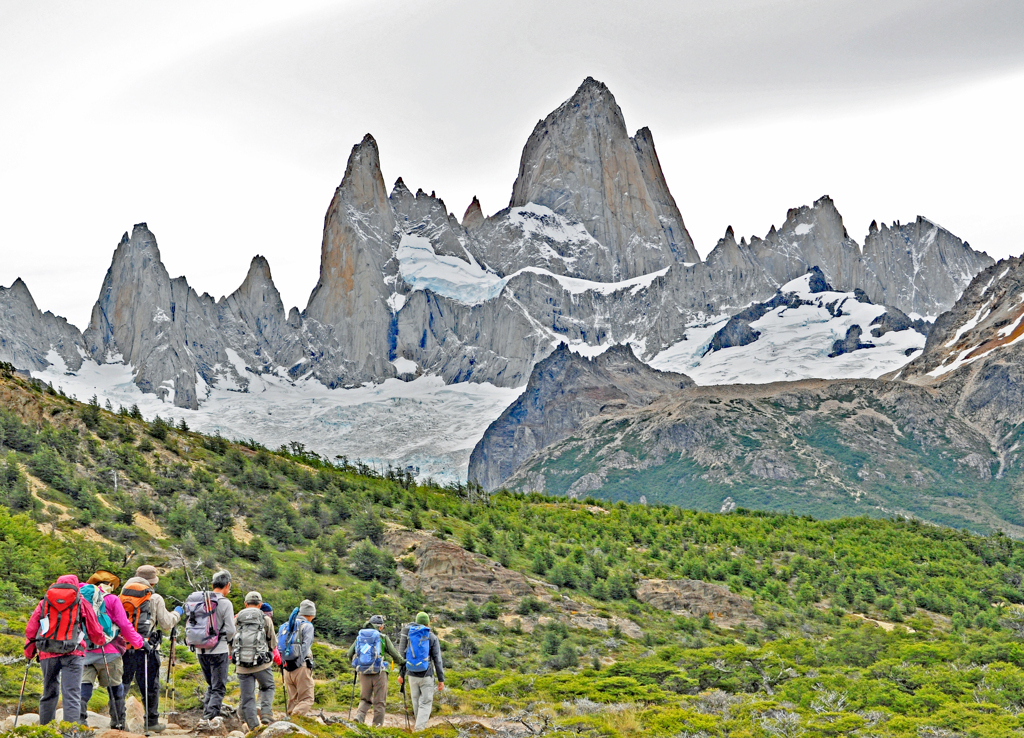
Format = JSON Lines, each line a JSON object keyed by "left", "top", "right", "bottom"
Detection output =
{"left": 2, "top": 0, "right": 1023, "bottom": 328}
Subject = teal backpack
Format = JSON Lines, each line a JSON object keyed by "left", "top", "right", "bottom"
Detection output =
{"left": 80, "top": 583, "right": 119, "bottom": 647}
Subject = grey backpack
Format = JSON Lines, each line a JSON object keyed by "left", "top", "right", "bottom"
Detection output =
{"left": 233, "top": 608, "right": 271, "bottom": 667}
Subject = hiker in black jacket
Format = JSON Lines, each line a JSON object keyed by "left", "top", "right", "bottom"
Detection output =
{"left": 397, "top": 612, "right": 445, "bottom": 731}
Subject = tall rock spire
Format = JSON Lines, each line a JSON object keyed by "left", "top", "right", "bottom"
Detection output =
{"left": 508, "top": 77, "right": 697, "bottom": 278}
{"left": 304, "top": 134, "right": 399, "bottom": 383}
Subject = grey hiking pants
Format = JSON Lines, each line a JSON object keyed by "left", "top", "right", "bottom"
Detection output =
{"left": 409, "top": 674, "right": 436, "bottom": 731}
{"left": 238, "top": 668, "right": 275, "bottom": 729}
{"left": 39, "top": 654, "right": 84, "bottom": 725}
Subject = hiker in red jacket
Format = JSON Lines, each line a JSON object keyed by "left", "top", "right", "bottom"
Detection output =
{"left": 24, "top": 574, "right": 107, "bottom": 726}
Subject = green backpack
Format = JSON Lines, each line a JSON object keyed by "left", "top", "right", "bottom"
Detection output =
{"left": 80, "top": 583, "right": 119, "bottom": 647}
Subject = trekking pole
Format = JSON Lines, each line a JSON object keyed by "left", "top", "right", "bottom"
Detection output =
{"left": 401, "top": 677, "right": 410, "bottom": 733}
{"left": 143, "top": 644, "right": 151, "bottom": 737}
{"left": 13, "top": 655, "right": 33, "bottom": 729}
{"left": 100, "top": 655, "right": 116, "bottom": 725}
{"left": 167, "top": 627, "right": 177, "bottom": 717}
{"left": 347, "top": 671, "right": 357, "bottom": 720}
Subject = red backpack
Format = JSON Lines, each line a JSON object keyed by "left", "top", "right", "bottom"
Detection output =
{"left": 36, "top": 582, "right": 85, "bottom": 654}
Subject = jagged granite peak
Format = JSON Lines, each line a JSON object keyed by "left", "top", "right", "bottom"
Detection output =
{"left": 468, "top": 343, "right": 693, "bottom": 491}
{"left": 747, "top": 195, "right": 861, "bottom": 293}
{"left": 507, "top": 77, "right": 697, "bottom": 280}
{"left": 895, "top": 254, "right": 1024, "bottom": 471}
{"left": 0, "top": 277, "right": 85, "bottom": 373}
{"left": 630, "top": 126, "right": 699, "bottom": 263}
{"left": 83, "top": 224, "right": 319, "bottom": 409}
{"left": 462, "top": 196, "right": 484, "bottom": 230}
{"left": 861, "top": 216, "right": 993, "bottom": 318}
{"left": 390, "top": 180, "right": 471, "bottom": 263}
{"left": 84, "top": 223, "right": 204, "bottom": 407}
{"left": 304, "top": 133, "right": 398, "bottom": 384}
{"left": 728, "top": 197, "right": 991, "bottom": 317}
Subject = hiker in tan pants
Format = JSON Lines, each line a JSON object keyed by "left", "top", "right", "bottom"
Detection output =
{"left": 282, "top": 600, "right": 317, "bottom": 716}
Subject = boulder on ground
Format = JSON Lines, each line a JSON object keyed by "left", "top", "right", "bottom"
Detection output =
{"left": 636, "top": 579, "right": 763, "bottom": 628}
{"left": 125, "top": 695, "right": 145, "bottom": 734}
{"left": 258, "top": 720, "right": 313, "bottom": 738}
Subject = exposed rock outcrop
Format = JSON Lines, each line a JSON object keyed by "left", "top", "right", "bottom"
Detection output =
{"left": 462, "top": 196, "right": 484, "bottom": 230}
{"left": 636, "top": 579, "right": 762, "bottom": 628}
{"left": 384, "top": 529, "right": 536, "bottom": 604}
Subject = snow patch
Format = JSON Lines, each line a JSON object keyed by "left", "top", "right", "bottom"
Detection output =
{"left": 508, "top": 203, "right": 596, "bottom": 249}
{"left": 397, "top": 232, "right": 671, "bottom": 306}
{"left": 649, "top": 286, "right": 925, "bottom": 385}
{"left": 152, "top": 307, "right": 171, "bottom": 324}
{"left": 397, "top": 233, "right": 506, "bottom": 305}
{"left": 944, "top": 300, "right": 992, "bottom": 347}
{"left": 391, "top": 357, "right": 418, "bottom": 374}
{"left": 31, "top": 359, "right": 523, "bottom": 484}
{"left": 794, "top": 223, "right": 814, "bottom": 236}
{"left": 387, "top": 293, "right": 406, "bottom": 313}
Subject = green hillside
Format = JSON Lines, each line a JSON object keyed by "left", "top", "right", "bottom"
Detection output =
{"left": 3, "top": 366, "right": 1024, "bottom": 737}
{"left": 510, "top": 380, "right": 1024, "bottom": 536}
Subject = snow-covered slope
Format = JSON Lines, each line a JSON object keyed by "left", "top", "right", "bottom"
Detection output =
{"left": 32, "top": 352, "right": 522, "bottom": 483}
{"left": 649, "top": 272, "right": 927, "bottom": 385}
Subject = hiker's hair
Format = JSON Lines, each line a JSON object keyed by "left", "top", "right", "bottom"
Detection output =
{"left": 211, "top": 570, "right": 232, "bottom": 588}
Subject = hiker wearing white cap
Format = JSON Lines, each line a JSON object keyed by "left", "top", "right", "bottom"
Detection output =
{"left": 234, "top": 591, "right": 276, "bottom": 729}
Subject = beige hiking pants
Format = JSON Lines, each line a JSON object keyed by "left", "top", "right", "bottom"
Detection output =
{"left": 283, "top": 665, "right": 315, "bottom": 716}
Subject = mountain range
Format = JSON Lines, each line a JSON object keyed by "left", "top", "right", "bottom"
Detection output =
{"left": 0, "top": 77, "right": 1000, "bottom": 490}
{"left": 471, "top": 253, "right": 1024, "bottom": 533}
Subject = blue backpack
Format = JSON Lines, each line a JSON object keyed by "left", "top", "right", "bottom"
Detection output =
{"left": 352, "top": 628, "right": 383, "bottom": 674}
{"left": 277, "top": 607, "right": 302, "bottom": 662}
{"left": 405, "top": 624, "right": 431, "bottom": 673}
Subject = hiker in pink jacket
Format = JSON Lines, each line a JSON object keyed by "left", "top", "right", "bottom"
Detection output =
{"left": 79, "top": 571, "right": 144, "bottom": 730}
{"left": 24, "top": 574, "right": 106, "bottom": 726}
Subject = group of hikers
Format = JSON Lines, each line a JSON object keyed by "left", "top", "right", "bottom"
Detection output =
{"left": 21, "top": 566, "right": 445, "bottom": 733}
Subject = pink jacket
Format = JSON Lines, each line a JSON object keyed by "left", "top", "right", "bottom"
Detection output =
{"left": 82, "top": 587, "right": 145, "bottom": 654}
{"left": 25, "top": 575, "right": 106, "bottom": 660}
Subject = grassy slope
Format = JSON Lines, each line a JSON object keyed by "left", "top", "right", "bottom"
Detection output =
{"left": 2, "top": 369, "right": 1024, "bottom": 737}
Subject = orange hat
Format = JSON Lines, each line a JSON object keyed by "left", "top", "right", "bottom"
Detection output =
{"left": 87, "top": 570, "right": 121, "bottom": 591}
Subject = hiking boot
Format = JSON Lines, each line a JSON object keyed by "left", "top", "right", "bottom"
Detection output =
{"left": 208, "top": 716, "right": 225, "bottom": 730}
{"left": 261, "top": 717, "right": 274, "bottom": 726}
{"left": 195, "top": 718, "right": 210, "bottom": 730}
{"left": 147, "top": 722, "right": 167, "bottom": 733}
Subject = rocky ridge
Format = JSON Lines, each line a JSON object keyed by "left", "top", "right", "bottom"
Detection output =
{"left": 471, "top": 255, "right": 1024, "bottom": 533}
{"left": 468, "top": 343, "right": 693, "bottom": 491}
{"left": 0, "top": 78, "right": 994, "bottom": 421}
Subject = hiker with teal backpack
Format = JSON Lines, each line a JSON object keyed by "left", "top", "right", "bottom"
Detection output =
{"left": 79, "top": 571, "right": 145, "bottom": 731}
{"left": 346, "top": 614, "right": 405, "bottom": 726}
{"left": 23, "top": 574, "right": 107, "bottom": 726}
{"left": 277, "top": 599, "right": 316, "bottom": 716}
{"left": 397, "top": 612, "right": 445, "bottom": 732}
